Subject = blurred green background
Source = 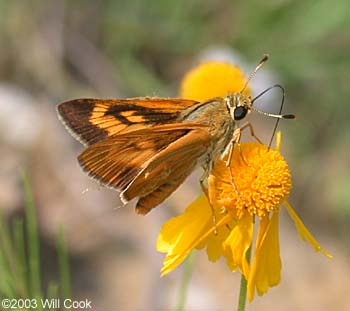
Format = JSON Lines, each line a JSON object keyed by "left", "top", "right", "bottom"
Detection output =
{"left": 0, "top": 1, "right": 349, "bottom": 310}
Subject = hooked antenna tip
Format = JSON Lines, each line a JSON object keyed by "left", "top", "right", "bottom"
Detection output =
{"left": 262, "top": 54, "right": 269, "bottom": 62}
{"left": 283, "top": 114, "right": 296, "bottom": 119}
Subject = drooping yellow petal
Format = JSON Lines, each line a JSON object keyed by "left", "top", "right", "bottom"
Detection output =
{"left": 157, "top": 195, "right": 213, "bottom": 275}
{"left": 247, "top": 215, "right": 269, "bottom": 302}
{"left": 222, "top": 212, "right": 253, "bottom": 277}
{"left": 284, "top": 200, "right": 332, "bottom": 258}
{"left": 248, "top": 211, "right": 281, "bottom": 301}
{"left": 204, "top": 221, "right": 232, "bottom": 262}
{"left": 157, "top": 194, "right": 233, "bottom": 276}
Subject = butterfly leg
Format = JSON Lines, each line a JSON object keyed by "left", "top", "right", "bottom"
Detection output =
{"left": 240, "top": 122, "right": 263, "bottom": 144}
{"left": 235, "top": 122, "right": 264, "bottom": 167}
{"left": 227, "top": 127, "right": 250, "bottom": 167}
{"left": 224, "top": 129, "right": 248, "bottom": 205}
{"left": 199, "top": 167, "right": 209, "bottom": 197}
{"left": 200, "top": 163, "right": 218, "bottom": 235}
{"left": 225, "top": 138, "right": 242, "bottom": 196}
{"left": 225, "top": 128, "right": 243, "bottom": 189}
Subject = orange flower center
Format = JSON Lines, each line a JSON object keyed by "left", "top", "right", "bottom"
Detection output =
{"left": 209, "top": 142, "right": 292, "bottom": 218}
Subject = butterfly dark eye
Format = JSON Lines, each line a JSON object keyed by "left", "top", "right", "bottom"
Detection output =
{"left": 234, "top": 106, "right": 248, "bottom": 120}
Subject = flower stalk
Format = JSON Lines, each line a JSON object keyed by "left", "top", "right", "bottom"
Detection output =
{"left": 237, "top": 247, "right": 251, "bottom": 311}
{"left": 177, "top": 251, "right": 196, "bottom": 311}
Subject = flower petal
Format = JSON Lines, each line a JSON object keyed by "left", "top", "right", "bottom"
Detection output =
{"left": 284, "top": 200, "right": 332, "bottom": 258}
{"left": 276, "top": 131, "right": 282, "bottom": 151}
{"left": 157, "top": 195, "right": 213, "bottom": 275}
{"left": 157, "top": 195, "right": 232, "bottom": 276}
{"left": 248, "top": 212, "right": 281, "bottom": 301}
{"left": 205, "top": 221, "right": 232, "bottom": 262}
{"left": 222, "top": 212, "right": 253, "bottom": 277}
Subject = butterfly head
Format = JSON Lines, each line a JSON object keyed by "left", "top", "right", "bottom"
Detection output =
{"left": 225, "top": 93, "right": 252, "bottom": 121}
{"left": 225, "top": 55, "right": 295, "bottom": 124}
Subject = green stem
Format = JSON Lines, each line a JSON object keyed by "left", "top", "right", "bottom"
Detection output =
{"left": 177, "top": 251, "right": 195, "bottom": 311}
{"left": 22, "top": 171, "right": 42, "bottom": 300}
{"left": 56, "top": 226, "right": 71, "bottom": 304}
{"left": 237, "top": 247, "right": 251, "bottom": 311}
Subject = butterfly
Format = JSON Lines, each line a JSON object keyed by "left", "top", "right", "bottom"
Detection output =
{"left": 57, "top": 55, "right": 294, "bottom": 215}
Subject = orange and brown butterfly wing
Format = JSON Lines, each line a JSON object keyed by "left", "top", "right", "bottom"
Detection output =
{"left": 57, "top": 97, "right": 198, "bottom": 146}
{"left": 77, "top": 123, "right": 210, "bottom": 214}
{"left": 123, "top": 127, "right": 211, "bottom": 214}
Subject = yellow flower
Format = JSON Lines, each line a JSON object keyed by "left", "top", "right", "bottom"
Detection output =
{"left": 157, "top": 134, "right": 331, "bottom": 301}
{"left": 157, "top": 60, "right": 331, "bottom": 302}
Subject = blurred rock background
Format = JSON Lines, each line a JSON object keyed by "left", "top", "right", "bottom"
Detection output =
{"left": 0, "top": 1, "right": 349, "bottom": 310}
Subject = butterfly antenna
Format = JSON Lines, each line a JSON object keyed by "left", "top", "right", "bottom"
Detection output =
{"left": 251, "top": 84, "right": 295, "bottom": 149}
{"left": 267, "top": 84, "right": 284, "bottom": 149}
{"left": 240, "top": 54, "right": 269, "bottom": 94}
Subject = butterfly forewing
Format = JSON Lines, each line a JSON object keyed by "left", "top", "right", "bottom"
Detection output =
{"left": 57, "top": 98, "right": 198, "bottom": 146}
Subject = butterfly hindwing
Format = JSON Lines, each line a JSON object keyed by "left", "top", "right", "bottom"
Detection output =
{"left": 121, "top": 127, "right": 209, "bottom": 214}
{"left": 57, "top": 98, "right": 199, "bottom": 146}
{"left": 122, "top": 126, "right": 211, "bottom": 214}
{"left": 77, "top": 123, "right": 209, "bottom": 198}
